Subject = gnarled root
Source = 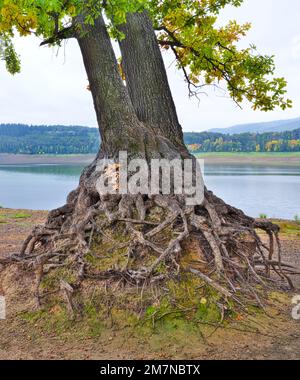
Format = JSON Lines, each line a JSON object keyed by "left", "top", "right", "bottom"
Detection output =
{"left": 0, "top": 168, "right": 295, "bottom": 314}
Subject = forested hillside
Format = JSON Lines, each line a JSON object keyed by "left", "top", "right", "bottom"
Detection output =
{"left": 0, "top": 124, "right": 99, "bottom": 154}
{"left": 185, "top": 128, "right": 300, "bottom": 153}
{"left": 1, "top": 124, "right": 300, "bottom": 154}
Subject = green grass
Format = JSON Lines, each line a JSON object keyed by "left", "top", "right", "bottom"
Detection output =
{"left": 273, "top": 220, "right": 300, "bottom": 236}
{"left": 12, "top": 212, "right": 32, "bottom": 219}
{"left": 0, "top": 211, "right": 31, "bottom": 220}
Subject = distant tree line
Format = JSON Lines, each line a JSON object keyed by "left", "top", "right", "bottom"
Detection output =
{"left": 185, "top": 128, "right": 300, "bottom": 153}
{"left": 1, "top": 124, "right": 300, "bottom": 154}
{"left": 0, "top": 124, "right": 100, "bottom": 154}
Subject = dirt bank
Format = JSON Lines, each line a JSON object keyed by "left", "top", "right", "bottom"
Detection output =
{"left": 1, "top": 153, "right": 300, "bottom": 166}
{"left": 0, "top": 154, "right": 95, "bottom": 166}
{"left": 0, "top": 209, "right": 299, "bottom": 360}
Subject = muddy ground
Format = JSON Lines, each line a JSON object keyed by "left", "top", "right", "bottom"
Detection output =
{"left": 1, "top": 152, "right": 300, "bottom": 166}
{"left": 0, "top": 208, "right": 299, "bottom": 360}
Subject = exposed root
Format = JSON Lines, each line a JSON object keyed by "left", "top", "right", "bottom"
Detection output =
{"left": 0, "top": 168, "right": 295, "bottom": 316}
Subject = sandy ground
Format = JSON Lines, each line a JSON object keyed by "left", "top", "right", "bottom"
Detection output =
{"left": 1, "top": 153, "right": 300, "bottom": 166}
{"left": 0, "top": 154, "right": 95, "bottom": 166}
{"left": 0, "top": 209, "right": 299, "bottom": 360}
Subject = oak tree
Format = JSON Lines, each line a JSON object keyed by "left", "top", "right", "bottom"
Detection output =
{"left": 0, "top": 1, "right": 294, "bottom": 317}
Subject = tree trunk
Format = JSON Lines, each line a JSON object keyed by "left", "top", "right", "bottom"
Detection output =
{"left": 75, "top": 12, "right": 180, "bottom": 162}
{"left": 119, "top": 11, "right": 188, "bottom": 156}
{"left": 75, "top": 13, "right": 146, "bottom": 160}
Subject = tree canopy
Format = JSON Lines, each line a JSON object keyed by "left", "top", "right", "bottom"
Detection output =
{"left": 0, "top": 0, "right": 292, "bottom": 111}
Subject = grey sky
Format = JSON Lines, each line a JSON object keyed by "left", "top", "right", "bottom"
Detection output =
{"left": 0, "top": 0, "right": 299, "bottom": 131}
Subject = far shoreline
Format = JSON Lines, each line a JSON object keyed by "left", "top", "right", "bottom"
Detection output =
{"left": 0, "top": 153, "right": 96, "bottom": 166}
{"left": 0, "top": 152, "right": 300, "bottom": 166}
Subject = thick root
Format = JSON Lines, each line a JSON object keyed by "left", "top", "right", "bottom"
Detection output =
{"left": 0, "top": 166, "right": 295, "bottom": 315}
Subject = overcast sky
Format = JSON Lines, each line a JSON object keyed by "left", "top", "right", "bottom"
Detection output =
{"left": 0, "top": 0, "right": 300, "bottom": 131}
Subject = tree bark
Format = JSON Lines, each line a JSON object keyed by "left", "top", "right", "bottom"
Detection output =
{"left": 76, "top": 12, "right": 180, "bottom": 162}
{"left": 119, "top": 11, "right": 188, "bottom": 156}
{"left": 76, "top": 13, "right": 145, "bottom": 159}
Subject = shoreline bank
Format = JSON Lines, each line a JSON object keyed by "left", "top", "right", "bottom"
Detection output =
{"left": 1, "top": 152, "right": 300, "bottom": 166}
{"left": 0, "top": 208, "right": 299, "bottom": 360}
{"left": 0, "top": 153, "right": 95, "bottom": 166}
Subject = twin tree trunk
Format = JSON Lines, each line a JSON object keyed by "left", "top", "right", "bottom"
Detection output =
{"left": 76, "top": 12, "right": 183, "bottom": 162}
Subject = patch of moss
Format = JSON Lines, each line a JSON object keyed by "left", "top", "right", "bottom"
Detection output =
{"left": 88, "top": 221, "right": 165, "bottom": 271}
{"left": 147, "top": 206, "right": 167, "bottom": 223}
{"left": 87, "top": 243, "right": 129, "bottom": 271}
{"left": 40, "top": 268, "right": 77, "bottom": 291}
{"left": 22, "top": 309, "right": 48, "bottom": 324}
{"left": 269, "top": 291, "right": 290, "bottom": 305}
{"left": 18, "top": 275, "right": 290, "bottom": 356}
{"left": 195, "top": 301, "right": 221, "bottom": 322}
{"left": 80, "top": 304, "right": 104, "bottom": 338}
{"left": 22, "top": 271, "right": 224, "bottom": 341}
{"left": 20, "top": 300, "right": 104, "bottom": 338}
{"left": 155, "top": 262, "right": 168, "bottom": 275}
{"left": 136, "top": 274, "right": 226, "bottom": 337}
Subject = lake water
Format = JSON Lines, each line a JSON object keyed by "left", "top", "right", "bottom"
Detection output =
{"left": 0, "top": 163, "right": 299, "bottom": 219}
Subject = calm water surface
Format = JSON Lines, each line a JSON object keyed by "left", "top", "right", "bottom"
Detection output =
{"left": 0, "top": 163, "right": 299, "bottom": 219}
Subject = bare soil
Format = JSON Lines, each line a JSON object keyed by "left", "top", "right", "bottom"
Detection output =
{"left": 1, "top": 152, "right": 300, "bottom": 166}
{"left": 0, "top": 154, "right": 95, "bottom": 166}
{"left": 0, "top": 209, "right": 299, "bottom": 360}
